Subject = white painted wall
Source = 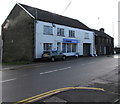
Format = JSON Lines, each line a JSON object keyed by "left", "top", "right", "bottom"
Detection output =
{"left": 34, "top": 20, "right": 95, "bottom": 58}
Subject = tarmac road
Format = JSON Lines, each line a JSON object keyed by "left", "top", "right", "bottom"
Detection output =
{"left": 1, "top": 54, "right": 119, "bottom": 102}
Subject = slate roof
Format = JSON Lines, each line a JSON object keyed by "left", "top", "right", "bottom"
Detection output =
{"left": 18, "top": 3, "right": 113, "bottom": 39}
{"left": 19, "top": 3, "right": 91, "bottom": 31}
{"left": 91, "top": 29, "right": 113, "bottom": 39}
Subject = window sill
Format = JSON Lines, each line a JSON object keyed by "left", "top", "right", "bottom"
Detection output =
{"left": 57, "top": 35, "right": 65, "bottom": 37}
{"left": 43, "top": 33, "right": 53, "bottom": 35}
{"left": 69, "top": 37, "right": 76, "bottom": 38}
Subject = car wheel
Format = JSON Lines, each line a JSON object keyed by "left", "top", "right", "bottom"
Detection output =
{"left": 51, "top": 57, "right": 55, "bottom": 62}
{"left": 63, "top": 56, "right": 66, "bottom": 60}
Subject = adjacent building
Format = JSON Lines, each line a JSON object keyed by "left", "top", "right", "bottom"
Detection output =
{"left": 2, "top": 3, "right": 95, "bottom": 62}
{"left": 92, "top": 28, "right": 114, "bottom": 56}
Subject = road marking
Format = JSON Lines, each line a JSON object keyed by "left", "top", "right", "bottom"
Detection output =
{"left": 0, "top": 78, "right": 16, "bottom": 83}
{"left": 40, "top": 67, "right": 72, "bottom": 75}
{"left": 24, "top": 87, "right": 105, "bottom": 103}
{"left": 16, "top": 87, "right": 105, "bottom": 104}
{"left": 16, "top": 87, "right": 73, "bottom": 103}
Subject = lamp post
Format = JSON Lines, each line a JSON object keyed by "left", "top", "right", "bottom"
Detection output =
{"left": 118, "top": 21, "right": 120, "bottom": 47}
{"left": 112, "top": 21, "right": 120, "bottom": 47}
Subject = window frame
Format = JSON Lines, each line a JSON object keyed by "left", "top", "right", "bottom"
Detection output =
{"left": 84, "top": 33, "right": 89, "bottom": 39}
{"left": 57, "top": 28, "right": 65, "bottom": 36}
{"left": 43, "top": 25, "right": 53, "bottom": 35}
{"left": 69, "top": 30, "right": 75, "bottom": 38}
{"left": 43, "top": 43, "right": 52, "bottom": 51}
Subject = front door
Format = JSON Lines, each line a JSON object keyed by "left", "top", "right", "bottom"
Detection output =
{"left": 83, "top": 43, "right": 90, "bottom": 56}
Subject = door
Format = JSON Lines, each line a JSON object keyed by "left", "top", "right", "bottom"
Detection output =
{"left": 83, "top": 43, "right": 90, "bottom": 56}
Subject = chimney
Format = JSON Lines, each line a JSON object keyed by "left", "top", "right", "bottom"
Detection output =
{"left": 99, "top": 28, "right": 105, "bottom": 32}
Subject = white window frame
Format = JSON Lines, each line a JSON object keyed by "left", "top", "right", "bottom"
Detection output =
{"left": 43, "top": 43, "right": 52, "bottom": 51}
{"left": 57, "top": 28, "right": 64, "bottom": 36}
{"left": 43, "top": 25, "right": 53, "bottom": 35}
{"left": 69, "top": 30, "right": 75, "bottom": 38}
{"left": 84, "top": 32, "right": 89, "bottom": 39}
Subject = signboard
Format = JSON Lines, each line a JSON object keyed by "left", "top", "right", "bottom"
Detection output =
{"left": 63, "top": 38, "right": 78, "bottom": 43}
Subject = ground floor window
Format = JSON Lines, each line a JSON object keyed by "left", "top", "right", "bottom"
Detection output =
{"left": 43, "top": 42, "right": 77, "bottom": 52}
{"left": 67, "top": 43, "right": 71, "bottom": 53}
{"left": 57, "top": 42, "right": 61, "bottom": 51}
{"left": 62, "top": 43, "right": 66, "bottom": 53}
{"left": 43, "top": 43, "right": 52, "bottom": 51}
{"left": 62, "top": 43, "right": 77, "bottom": 53}
{"left": 72, "top": 43, "right": 77, "bottom": 52}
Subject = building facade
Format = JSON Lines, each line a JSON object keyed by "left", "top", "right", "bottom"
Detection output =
{"left": 35, "top": 21, "right": 94, "bottom": 59}
{"left": 92, "top": 28, "right": 114, "bottom": 56}
{"left": 2, "top": 3, "right": 95, "bottom": 62}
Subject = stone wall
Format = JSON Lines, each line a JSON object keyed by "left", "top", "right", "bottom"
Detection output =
{"left": 2, "top": 4, "right": 35, "bottom": 62}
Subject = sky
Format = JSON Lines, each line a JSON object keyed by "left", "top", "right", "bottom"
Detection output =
{"left": 0, "top": 0, "right": 119, "bottom": 46}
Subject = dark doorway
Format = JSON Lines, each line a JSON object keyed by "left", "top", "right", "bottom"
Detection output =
{"left": 83, "top": 43, "right": 90, "bottom": 56}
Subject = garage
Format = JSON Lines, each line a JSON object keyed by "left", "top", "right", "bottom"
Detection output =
{"left": 83, "top": 43, "right": 91, "bottom": 56}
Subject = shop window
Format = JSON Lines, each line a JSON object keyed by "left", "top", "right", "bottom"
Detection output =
{"left": 62, "top": 43, "right": 77, "bottom": 53}
{"left": 69, "top": 30, "right": 75, "bottom": 37}
{"left": 43, "top": 25, "right": 53, "bottom": 35}
{"left": 43, "top": 43, "right": 52, "bottom": 50}
{"left": 72, "top": 44, "right": 76, "bottom": 52}
{"left": 57, "top": 28, "right": 64, "bottom": 36}
{"left": 57, "top": 42, "right": 61, "bottom": 51}
{"left": 62, "top": 43, "right": 66, "bottom": 53}
{"left": 67, "top": 43, "right": 71, "bottom": 53}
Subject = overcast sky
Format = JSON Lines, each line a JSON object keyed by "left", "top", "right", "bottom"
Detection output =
{"left": 0, "top": 0, "right": 119, "bottom": 46}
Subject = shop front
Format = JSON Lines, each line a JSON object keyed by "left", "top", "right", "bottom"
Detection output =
{"left": 57, "top": 38, "right": 79, "bottom": 56}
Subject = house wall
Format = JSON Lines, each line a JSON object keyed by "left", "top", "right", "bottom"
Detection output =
{"left": 35, "top": 21, "right": 95, "bottom": 58}
{"left": 2, "top": 4, "right": 34, "bottom": 62}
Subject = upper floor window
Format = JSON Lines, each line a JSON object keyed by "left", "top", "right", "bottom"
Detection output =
{"left": 57, "top": 28, "right": 64, "bottom": 36}
{"left": 43, "top": 25, "right": 53, "bottom": 35}
{"left": 84, "top": 33, "right": 89, "bottom": 39}
{"left": 69, "top": 30, "right": 75, "bottom": 37}
{"left": 107, "top": 38, "right": 109, "bottom": 43}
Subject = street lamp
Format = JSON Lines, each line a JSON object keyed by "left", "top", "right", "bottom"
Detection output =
{"left": 112, "top": 21, "right": 120, "bottom": 47}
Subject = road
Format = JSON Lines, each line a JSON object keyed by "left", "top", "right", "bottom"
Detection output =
{"left": 1, "top": 54, "right": 119, "bottom": 102}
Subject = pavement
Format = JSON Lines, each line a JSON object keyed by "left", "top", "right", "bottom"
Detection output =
{"left": 1, "top": 57, "right": 79, "bottom": 71}
{"left": 1, "top": 54, "right": 120, "bottom": 71}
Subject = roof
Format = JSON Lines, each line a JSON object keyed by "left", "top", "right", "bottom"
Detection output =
{"left": 18, "top": 3, "right": 91, "bottom": 31}
{"left": 91, "top": 29, "right": 113, "bottom": 39}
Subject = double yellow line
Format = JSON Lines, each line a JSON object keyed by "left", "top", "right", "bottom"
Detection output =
{"left": 16, "top": 87, "right": 105, "bottom": 104}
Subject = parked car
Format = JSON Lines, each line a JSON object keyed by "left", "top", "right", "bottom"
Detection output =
{"left": 41, "top": 51, "right": 66, "bottom": 62}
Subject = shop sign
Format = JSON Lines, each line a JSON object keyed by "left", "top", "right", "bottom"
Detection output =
{"left": 63, "top": 38, "right": 78, "bottom": 43}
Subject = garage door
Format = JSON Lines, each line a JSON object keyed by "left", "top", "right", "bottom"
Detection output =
{"left": 83, "top": 43, "right": 90, "bottom": 56}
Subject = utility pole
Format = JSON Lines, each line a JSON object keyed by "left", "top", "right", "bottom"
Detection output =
{"left": 112, "top": 22, "right": 114, "bottom": 38}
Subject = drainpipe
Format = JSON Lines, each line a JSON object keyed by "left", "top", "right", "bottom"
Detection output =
{"left": 34, "top": 8, "right": 38, "bottom": 59}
